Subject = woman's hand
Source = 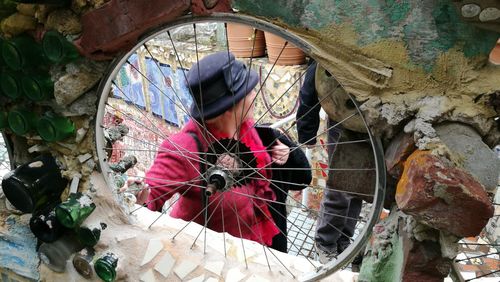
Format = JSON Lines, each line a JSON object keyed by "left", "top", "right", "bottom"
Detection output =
{"left": 271, "top": 139, "right": 290, "bottom": 165}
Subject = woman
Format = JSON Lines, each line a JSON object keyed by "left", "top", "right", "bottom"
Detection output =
{"left": 138, "top": 52, "right": 309, "bottom": 248}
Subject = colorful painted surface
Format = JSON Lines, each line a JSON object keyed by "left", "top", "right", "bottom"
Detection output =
{"left": 233, "top": 0, "right": 499, "bottom": 71}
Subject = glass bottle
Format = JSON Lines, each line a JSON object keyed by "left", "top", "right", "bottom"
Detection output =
{"left": 29, "top": 202, "right": 67, "bottom": 243}
{"left": 1, "top": 154, "right": 68, "bottom": 213}
{"left": 37, "top": 113, "right": 75, "bottom": 142}
{"left": 7, "top": 108, "right": 37, "bottom": 135}
{"left": 21, "top": 72, "right": 54, "bottom": 101}
{"left": 38, "top": 232, "right": 84, "bottom": 272}
{"left": 72, "top": 247, "right": 96, "bottom": 279}
{"left": 42, "top": 30, "right": 79, "bottom": 64}
{"left": 0, "top": 70, "right": 22, "bottom": 100}
{"left": 55, "top": 192, "right": 96, "bottom": 229}
{"left": 1, "top": 35, "right": 47, "bottom": 71}
{"left": 76, "top": 222, "right": 107, "bottom": 247}
{"left": 94, "top": 253, "right": 118, "bottom": 282}
{"left": 0, "top": 111, "right": 7, "bottom": 129}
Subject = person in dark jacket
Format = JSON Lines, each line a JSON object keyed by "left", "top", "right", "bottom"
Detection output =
{"left": 255, "top": 126, "right": 312, "bottom": 252}
{"left": 296, "top": 61, "right": 363, "bottom": 264}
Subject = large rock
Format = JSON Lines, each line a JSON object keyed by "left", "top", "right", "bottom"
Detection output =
{"left": 396, "top": 150, "right": 494, "bottom": 237}
{"left": 403, "top": 240, "right": 452, "bottom": 282}
{"left": 54, "top": 60, "right": 106, "bottom": 106}
{"left": 435, "top": 122, "right": 500, "bottom": 192}
{"left": 74, "top": 0, "right": 191, "bottom": 59}
{"left": 385, "top": 132, "right": 416, "bottom": 179}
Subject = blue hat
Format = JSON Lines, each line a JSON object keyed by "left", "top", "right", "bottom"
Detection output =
{"left": 186, "top": 51, "right": 259, "bottom": 120}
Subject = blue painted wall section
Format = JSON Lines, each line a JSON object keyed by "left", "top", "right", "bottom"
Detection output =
{"left": 233, "top": 0, "right": 499, "bottom": 71}
{"left": 0, "top": 215, "right": 39, "bottom": 281}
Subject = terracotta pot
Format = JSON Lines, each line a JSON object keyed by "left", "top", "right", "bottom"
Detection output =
{"left": 264, "top": 32, "right": 305, "bottom": 66}
{"left": 489, "top": 39, "right": 500, "bottom": 65}
{"left": 226, "top": 23, "right": 266, "bottom": 58}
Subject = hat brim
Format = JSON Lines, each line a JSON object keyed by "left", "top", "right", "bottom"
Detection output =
{"left": 190, "top": 70, "right": 259, "bottom": 121}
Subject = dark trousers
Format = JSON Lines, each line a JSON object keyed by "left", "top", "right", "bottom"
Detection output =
{"left": 315, "top": 121, "right": 363, "bottom": 252}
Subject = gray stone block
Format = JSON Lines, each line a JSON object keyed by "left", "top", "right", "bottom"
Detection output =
{"left": 436, "top": 122, "right": 500, "bottom": 192}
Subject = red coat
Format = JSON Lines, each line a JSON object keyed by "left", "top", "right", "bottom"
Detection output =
{"left": 145, "top": 120, "right": 279, "bottom": 246}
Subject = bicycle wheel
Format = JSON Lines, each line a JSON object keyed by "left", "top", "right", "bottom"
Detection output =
{"left": 95, "top": 13, "right": 385, "bottom": 281}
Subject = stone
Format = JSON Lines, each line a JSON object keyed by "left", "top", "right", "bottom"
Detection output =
{"left": 74, "top": 0, "right": 191, "bottom": 59}
{"left": 385, "top": 131, "right": 416, "bottom": 179}
{"left": 191, "top": 0, "right": 232, "bottom": 15}
{"left": 435, "top": 122, "right": 500, "bottom": 192}
{"left": 0, "top": 13, "right": 36, "bottom": 37}
{"left": 461, "top": 4, "right": 481, "bottom": 18}
{"left": 45, "top": 9, "right": 82, "bottom": 35}
{"left": 173, "top": 260, "right": 198, "bottom": 280}
{"left": 396, "top": 150, "right": 494, "bottom": 237}
{"left": 359, "top": 211, "right": 404, "bottom": 282}
{"left": 479, "top": 7, "right": 500, "bottom": 22}
{"left": 153, "top": 251, "right": 175, "bottom": 278}
{"left": 140, "top": 239, "right": 163, "bottom": 266}
{"left": 402, "top": 240, "right": 452, "bottom": 282}
{"left": 16, "top": 4, "right": 36, "bottom": 16}
{"left": 54, "top": 62, "right": 105, "bottom": 106}
{"left": 77, "top": 153, "right": 92, "bottom": 163}
{"left": 65, "top": 91, "right": 98, "bottom": 116}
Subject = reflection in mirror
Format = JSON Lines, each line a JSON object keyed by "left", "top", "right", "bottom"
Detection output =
{"left": 95, "top": 20, "right": 384, "bottom": 276}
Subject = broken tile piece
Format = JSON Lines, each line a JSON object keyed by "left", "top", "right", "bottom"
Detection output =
{"left": 78, "top": 153, "right": 92, "bottom": 163}
{"left": 140, "top": 239, "right": 163, "bottom": 266}
{"left": 187, "top": 274, "right": 205, "bottom": 282}
{"left": 139, "top": 269, "right": 156, "bottom": 282}
{"left": 226, "top": 268, "right": 246, "bottom": 282}
{"left": 173, "top": 260, "right": 198, "bottom": 280}
{"left": 115, "top": 233, "right": 136, "bottom": 242}
{"left": 154, "top": 251, "right": 175, "bottom": 278}
{"left": 204, "top": 261, "right": 224, "bottom": 277}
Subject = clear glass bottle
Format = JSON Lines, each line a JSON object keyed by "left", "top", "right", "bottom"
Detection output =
{"left": 55, "top": 192, "right": 96, "bottom": 229}
{"left": 42, "top": 30, "right": 79, "bottom": 64}
{"left": 94, "top": 252, "right": 118, "bottom": 282}
{"left": 1, "top": 154, "right": 67, "bottom": 213}
{"left": 36, "top": 113, "right": 75, "bottom": 142}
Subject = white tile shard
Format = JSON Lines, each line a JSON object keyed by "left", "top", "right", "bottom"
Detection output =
{"left": 204, "top": 261, "right": 224, "bottom": 277}
{"left": 153, "top": 251, "right": 175, "bottom": 278}
{"left": 246, "top": 274, "right": 270, "bottom": 282}
{"left": 173, "top": 260, "right": 198, "bottom": 280}
{"left": 140, "top": 239, "right": 163, "bottom": 266}
{"left": 187, "top": 274, "right": 205, "bottom": 282}
{"left": 139, "top": 269, "right": 156, "bottom": 282}
{"left": 226, "top": 268, "right": 246, "bottom": 282}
